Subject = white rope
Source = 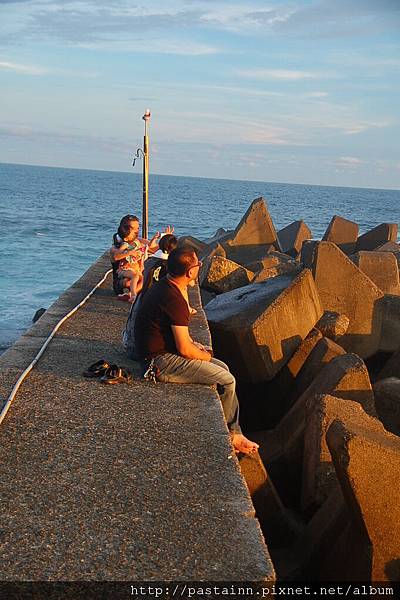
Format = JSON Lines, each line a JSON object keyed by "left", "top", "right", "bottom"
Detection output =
{"left": 0, "top": 268, "right": 113, "bottom": 426}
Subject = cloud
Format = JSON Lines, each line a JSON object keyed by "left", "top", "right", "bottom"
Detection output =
{"left": 0, "top": 123, "right": 133, "bottom": 153}
{"left": 335, "top": 156, "right": 364, "bottom": 167}
{"left": 0, "top": 60, "right": 47, "bottom": 75}
{"left": 236, "top": 68, "right": 319, "bottom": 81}
{"left": 273, "top": 0, "right": 400, "bottom": 38}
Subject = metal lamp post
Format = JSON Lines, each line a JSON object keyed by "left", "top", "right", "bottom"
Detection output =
{"left": 142, "top": 109, "right": 151, "bottom": 240}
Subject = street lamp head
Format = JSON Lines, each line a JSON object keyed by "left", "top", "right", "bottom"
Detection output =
{"left": 142, "top": 109, "right": 151, "bottom": 121}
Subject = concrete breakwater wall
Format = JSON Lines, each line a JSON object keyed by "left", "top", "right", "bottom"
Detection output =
{"left": 0, "top": 252, "right": 274, "bottom": 582}
{"left": 186, "top": 198, "right": 400, "bottom": 583}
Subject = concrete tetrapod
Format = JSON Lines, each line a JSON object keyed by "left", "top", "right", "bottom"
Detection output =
{"left": 315, "top": 310, "right": 350, "bottom": 341}
{"left": 302, "top": 394, "right": 385, "bottom": 514}
{"left": 199, "top": 255, "right": 254, "bottom": 294}
{"left": 351, "top": 251, "right": 400, "bottom": 295}
{"left": 322, "top": 215, "right": 359, "bottom": 255}
{"left": 356, "top": 223, "right": 398, "bottom": 252}
{"left": 205, "top": 269, "right": 323, "bottom": 383}
{"left": 327, "top": 417, "right": 400, "bottom": 582}
{"left": 222, "top": 197, "right": 281, "bottom": 264}
{"left": 259, "top": 353, "right": 375, "bottom": 507}
{"left": 373, "top": 377, "right": 400, "bottom": 436}
{"left": 312, "top": 241, "right": 385, "bottom": 359}
{"left": 277, "top": 220, "right": 312, "bottom": 259}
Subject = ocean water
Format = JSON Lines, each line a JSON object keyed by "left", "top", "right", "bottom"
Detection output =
{"left": 1, "top": 162, "right": 399, "bottom": 352}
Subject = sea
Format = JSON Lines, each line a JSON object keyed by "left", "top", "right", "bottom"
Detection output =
{"left": 1, "top": 162, "right": 399, "bottom": 354}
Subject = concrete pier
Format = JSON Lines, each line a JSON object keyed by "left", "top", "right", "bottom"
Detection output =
{"left": 0, "top": 252, "right": 273, "bottom": 582}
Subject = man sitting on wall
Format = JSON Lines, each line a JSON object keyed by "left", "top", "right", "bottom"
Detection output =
{"left": 134, "top": 245, "right": 259, "bottom": 455}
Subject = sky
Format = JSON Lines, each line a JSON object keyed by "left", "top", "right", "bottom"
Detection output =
{"left": 0, "top": 0, "right": 399, "bottom": 189}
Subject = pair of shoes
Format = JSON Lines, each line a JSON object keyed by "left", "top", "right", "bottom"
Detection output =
{"left": 82, "top": 359, "right": 109, "bottom": 378}
{"left": 100, "top": 365, "right": 133, "bottom": 384}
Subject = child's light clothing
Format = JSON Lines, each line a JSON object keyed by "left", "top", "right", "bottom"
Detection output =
{"left": 117, "top": 240, "right": 146, "bottom": 276}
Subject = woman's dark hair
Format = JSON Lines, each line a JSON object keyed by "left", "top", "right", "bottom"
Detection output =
{"left": 167, "top": 246, "right": 197, "bottom": 276}
{"left": 159, "top": 234, "right": 178, "bottom": 255}
{"left": 113, "top": 215, "right": 139, "bottom": 246}
{"left": 117, "top": 222, "right": 132, "bottom": 241}
{"left": 120, "top": 214, "right": 139, "bottom": 227}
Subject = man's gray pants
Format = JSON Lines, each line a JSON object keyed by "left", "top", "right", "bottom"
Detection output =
{"left": 153, "top": 353, "right": 241, "bottom": 433}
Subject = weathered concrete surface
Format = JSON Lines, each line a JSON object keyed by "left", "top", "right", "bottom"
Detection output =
{"left": 202, "top": 241, "right": 226, "bottom": 261}
{"left": 300, "top": 239, "right": 320, "bottom": 269}
{"left": 380, "top": 294, "right": 400, "bottom": 353}
{"left": 222, "top": 197, "right": 281, "bottom": 264}
{"left": 245, "top": 251, "right": 294, "bottom": 274}
{"left": 0, "top": 252, "right": 274, "bottom": 581}
{"left": 199, "top": 255, "right": 254, "bottom": 294}
{"left": 315, "top": 310, "right": 350, "bottom": 341}
{"left": 238, "top": 453, "right": 301, "bottom": 549}
{"left": 276, "top": 483, "right": 351, "bottom": 581}
{"left": 373, "top": 377, "right": 400, "bottom": 436}
{"left": 322, "top": 215, "right": 359, "bottom": 255}
{"left": 327, "top": 418, "right": 400, "bottom": 582}
{"left": 206, "top": 269, "right": 323, "bottom": 383}
{"left": 312, "top": 241, "right": 385, "bottom": 359}
{"left": 287, "top": 336, "right": 346, "bottom": 407}
{"left": 378, "top": 346, "right": 400, "bottom": 380}
{"left": 265, "top": 354, "right": 375, "bottom": 505}
{"left": 270, "top": 329, "right": 323, "bottom": 411}
{"left": 351, "top": 251, "right": 400, "bottom": 295}
{"left": 277, "top": 220, "right": 312, "bottom": 259}
{"left": 356, "top": 223, "right": 398, "bottom": 252}
{"left": 302, "top": 394, "right": 385, "bottom": 513}
{"left": 375, "top": 241, "right": 400, "bottom": 268}
{"left": 253, "top": 261, "right": 300, "bottom": 284}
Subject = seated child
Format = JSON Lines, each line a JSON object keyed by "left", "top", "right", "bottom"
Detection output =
{"left": 112, "top": 222, "right": 146, "bottom": 302}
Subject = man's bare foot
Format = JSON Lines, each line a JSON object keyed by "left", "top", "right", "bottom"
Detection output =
{"left": 231, "top": 433, "right": 259, "bottom": 455}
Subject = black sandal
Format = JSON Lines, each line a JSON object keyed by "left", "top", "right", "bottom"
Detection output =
{"left": 100, "top": 365, "right": 133, "bottom": 385}
{"left": 83, "top": 359, "right": 110, "bottom": 378}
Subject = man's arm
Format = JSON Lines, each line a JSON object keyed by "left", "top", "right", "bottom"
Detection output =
{"left": 171, "top": 325, "right": 212, "bottom": 361}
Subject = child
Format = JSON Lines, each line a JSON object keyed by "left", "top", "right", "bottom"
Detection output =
{"left": 113, "top": 222, "right": 146, "bottom": 302}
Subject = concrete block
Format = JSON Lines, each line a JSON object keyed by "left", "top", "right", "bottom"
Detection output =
{"left": 312, "top": 241, "right": 384, "bottom": 359}
{"left": 375, "top": 241, "right": 400, "bottom": 253}
{"left": 322, "top": 215, "right": 359, "bottom": 254}
{"left": 245, "top": 251, "right": 293, "bottom": 274}
{"left": 380, "top": 294, "right": 400, "bottom": 352}
{"left": 270, "top": 329, "right": 323, "bottom": 406}
{"left": 238, "top": 452, "right": 300, "bottom": 549}
{"left": 327, "top": 417, "right": 400, "bottom": 581}
{"left": 315, "top": 310, "right": 350, "bottom": 341}
{"left": 253, "top": 262, "right": 300, "bottom": 284}
{"left": 288, "top": 336, "right": 346, "bottom": 406}
{"left": 200, "top": 288, "right": 215, "bottom": 307}
{"left": 278, "top": 220, "right": 312, "bottom": 258}
{"left": 222, "top": 197, "right": 281, "bottom": 264}
{"left": 302, "top": 394, "right": 385, "bottom": 513}
{"left": 206, "top": 269, "right": 323, "bottom": 383}
{"left": 373, "top": 377, "right": 400, "bottom": 436}
{"left": 278, "top": 483, "right": 352, "bottom": 580}
{"left": 356, "top": 223, "right": 398, "bottom": 252}
{"left": 352, "top": 251, "right": 400, "bottom": 295}
{"left": 271, "top": 353, "right": 375, "bottom": 502}
{"left": 200, "top": 255, "right": 254, "bottom": 294}
{"left": 300, "top": 239, "right": 320, "bottom": 268}
{"left": 378, "top": 346, "right": 400, "bottom": 380}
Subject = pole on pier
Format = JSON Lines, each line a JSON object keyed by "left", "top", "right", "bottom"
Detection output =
{"left": 142, "top": 109, "right": 151, "bottom": 240}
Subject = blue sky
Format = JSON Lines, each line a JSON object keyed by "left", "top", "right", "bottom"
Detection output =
{"left": 1, "top": 0, "right": 399, "bottom": 189}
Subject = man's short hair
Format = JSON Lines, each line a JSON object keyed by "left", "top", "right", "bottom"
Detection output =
{"left": 167, "top": 246, "right": 197, "bottom": 276}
